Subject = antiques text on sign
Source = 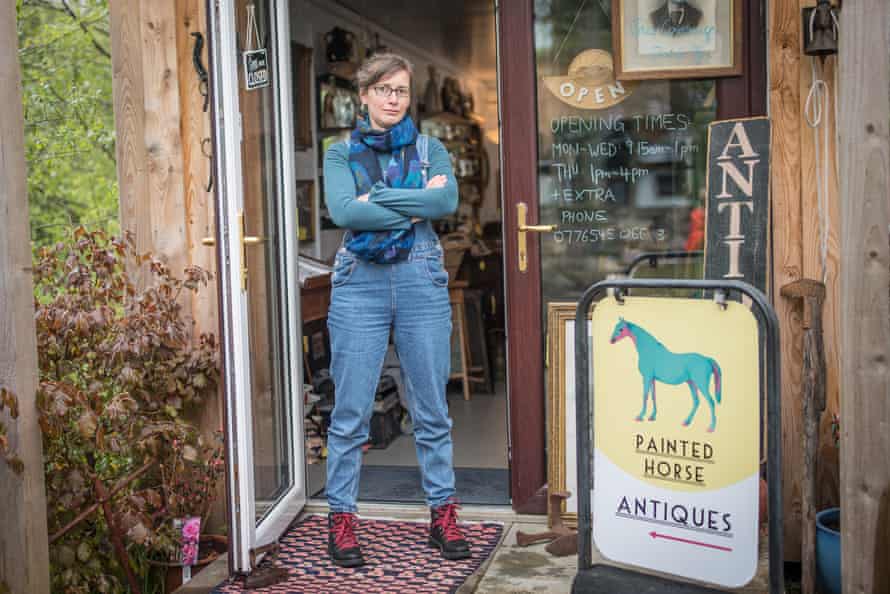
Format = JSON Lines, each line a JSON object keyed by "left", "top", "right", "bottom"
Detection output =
{"left": 704, "top": 117, "right": 771, "bottom": 293}
{"left": 591, "top": 297, "right": 761, "bottom": 588}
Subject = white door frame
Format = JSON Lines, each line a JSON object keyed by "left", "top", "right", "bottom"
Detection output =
{"left": 208, "top": 0, "right": 305, "bottom": 574}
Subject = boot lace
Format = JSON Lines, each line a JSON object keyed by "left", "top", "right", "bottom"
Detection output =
{"left": 332, "top": 513, "right": 359, "bottom": 549}
{"left": 433, "top": 502, "right": 465, "bottom": 542}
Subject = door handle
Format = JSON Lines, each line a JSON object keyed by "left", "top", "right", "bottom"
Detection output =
{"left": 201, "top": 237, "right": 216, "bottom": 246}
{"left": 239, "top": 211, "right": 267, "bottom": 290}
{"left": 517, "top": 202, "right": 556, "bottom": 273}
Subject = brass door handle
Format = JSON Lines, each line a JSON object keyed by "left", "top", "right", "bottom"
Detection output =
{"left": 201, "top": 237, "right": 216, "bottom": 246}
{"left": 238, "top": 211, "right": 268, "bottom": 290}
{"left": 517, "top": 202, "right": 557, "bottom": 273}
{"left": 519, "top": 223, "right": 557, "bottom": 233}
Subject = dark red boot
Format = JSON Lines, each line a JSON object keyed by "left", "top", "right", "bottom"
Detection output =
{"left": 429, "top": 500, "right": 471, "bottom": 560}
{"left": 328, "top": 512, "right": 364, "bottom": 567}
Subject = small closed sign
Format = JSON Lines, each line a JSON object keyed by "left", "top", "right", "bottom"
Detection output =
{"left": 243, "top": 48, "right": 270, "bottom": 91}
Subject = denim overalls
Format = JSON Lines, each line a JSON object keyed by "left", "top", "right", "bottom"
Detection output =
{"left": 325, "top": 220, "right": 454, "bottom": 512}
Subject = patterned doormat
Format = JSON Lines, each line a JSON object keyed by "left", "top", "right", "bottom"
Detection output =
{"left": 213, "top": 514, "right": 504, "bottom": 594}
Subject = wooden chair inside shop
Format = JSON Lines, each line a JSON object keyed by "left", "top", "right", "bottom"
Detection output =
{"left": 442, "top": 234, "right": 486, "bottom": 401}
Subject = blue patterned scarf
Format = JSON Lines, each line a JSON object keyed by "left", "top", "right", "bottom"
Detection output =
{"left": 345, "top": 115, "right": 423, "bottom": 264}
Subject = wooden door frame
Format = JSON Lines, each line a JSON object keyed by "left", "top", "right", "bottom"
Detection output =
{"left": 497, "top": 0, "right": 766, "bottom": 514}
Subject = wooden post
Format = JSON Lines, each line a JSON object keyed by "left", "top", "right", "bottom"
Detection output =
{"left": 838, "top": 1, "right": 890, "bottom": 593}
{"left": 769, "top": 0, "right": 806, "bottom": 559}
{"left": 0, "top": 2, "right": 51, "bottom": 593}
{"left": 110, "top": 0, "right": 189, "bottom": 284}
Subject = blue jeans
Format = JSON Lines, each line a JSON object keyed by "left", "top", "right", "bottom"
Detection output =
{"left": 325, "top": 238, "right": 455, "bottom": 512}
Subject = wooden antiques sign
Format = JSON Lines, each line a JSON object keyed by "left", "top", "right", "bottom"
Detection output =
{"left": 591, "top": 297, "right": 762, "bottom": 588}
{"left": 704, "top": 117, "right": 770, "bottom": 293}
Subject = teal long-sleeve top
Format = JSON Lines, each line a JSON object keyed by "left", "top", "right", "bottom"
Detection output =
{"left": 323, "top": 137, "right": 459, "bottom": 231}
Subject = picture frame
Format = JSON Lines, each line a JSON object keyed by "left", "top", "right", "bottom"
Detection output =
{"left": 317, "top": 74, "right": 359, "bottom": 130}
{"left": 291, "top": 43, "right": 313, "bottom": 150}
{"left": 612, "top": 0, "right": 743, "bottom": 80}
{"left": 547, "top": 303, "right": 592, "bottom": 528}
{"left": 295, "top": 180, "right": 315, "bottom": 242}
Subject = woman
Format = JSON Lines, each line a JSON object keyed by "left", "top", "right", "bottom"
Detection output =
{"left": 323, "top": 53, "right": 468, "bottom": 568}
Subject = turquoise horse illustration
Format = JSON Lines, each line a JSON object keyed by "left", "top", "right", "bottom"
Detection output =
{"left": 610, "top": 318, "right": 723, "bottom": 432}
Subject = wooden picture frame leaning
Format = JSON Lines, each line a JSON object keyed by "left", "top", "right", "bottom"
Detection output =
{"left": 291, "top": 43, "right": 314, "bottom": 150}
{"left": 296, "top": 179, "right": 315, "bottom": 242}
{"left": 547, "top": 302, "right": 592, "bottom": 528}
{"left": 611, "top": 0, "right": 743, "bottom": 81}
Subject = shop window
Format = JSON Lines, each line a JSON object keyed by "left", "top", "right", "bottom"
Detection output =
{"left": 534, "top": 0, "right": 714, "bottom": 306}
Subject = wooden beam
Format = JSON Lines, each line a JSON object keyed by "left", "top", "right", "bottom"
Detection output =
{"left": 110, "top": 0, "right": 152, "bottom": 261}
{"left": 838, "top": 1, "right": 890, "bottom": 592}
{"left": 141, "top": 0, "right": 189, "bottom": 278}
{"left": 797, "top": 1, "right": 841, "bottom": 516}
{"left": 110, "top": 0, "right": 188, "bottom": 284}
{"left": 0, "top": 2, "right": 51, "bottom": 592}
{"left": 769, "top": 0, "right": 806, "bottom": 560}
{"left": 175, "top": 0, "right": 225, "bottom": 530}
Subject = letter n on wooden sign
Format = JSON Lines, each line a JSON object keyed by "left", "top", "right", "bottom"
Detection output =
{"left": 704, "top": 117, "right": 771, "bottom": 294}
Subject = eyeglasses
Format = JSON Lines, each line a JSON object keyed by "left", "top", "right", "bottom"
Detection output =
{"left": 372, "top": 84, "right": 410, "bottom": 99}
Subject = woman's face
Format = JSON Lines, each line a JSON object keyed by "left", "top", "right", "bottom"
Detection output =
{"left": 360, "top": 69, "right": 411, "bottom": 131}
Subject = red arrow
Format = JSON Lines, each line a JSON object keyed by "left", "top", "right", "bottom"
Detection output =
{"left": 649, "top": 531, "right": 732, "bottom": 552}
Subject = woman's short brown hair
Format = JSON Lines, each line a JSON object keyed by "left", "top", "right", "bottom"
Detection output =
{"left": 356, "top": 53, "right": 414, "bottom": 94}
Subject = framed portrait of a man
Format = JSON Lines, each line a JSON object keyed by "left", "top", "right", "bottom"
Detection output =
{"left": 612, "top": 0, "right": 742, "bottom": 80}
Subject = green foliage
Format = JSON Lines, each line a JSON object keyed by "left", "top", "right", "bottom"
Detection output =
{"left": 17, "top": 0, "right": 119, "bottom": 248}
{"left": 34, "top": 228, "right": 221, "bottom": 593}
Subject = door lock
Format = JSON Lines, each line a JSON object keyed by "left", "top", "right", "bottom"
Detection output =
{"left": 517, "top": 202, "right": 556, "bottom": 273}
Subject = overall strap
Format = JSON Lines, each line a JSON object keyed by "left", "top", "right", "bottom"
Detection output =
{"left": 417, "top": 134, "right": 430, "bottom": 186}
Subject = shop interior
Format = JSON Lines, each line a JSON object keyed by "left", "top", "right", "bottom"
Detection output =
{"left": 288, "top": 0, "right": 510, "bottom": 506}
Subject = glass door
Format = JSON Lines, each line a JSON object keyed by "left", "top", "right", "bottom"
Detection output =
{"left": 208, "top": 0, "right": 304, "bottom": 573}
{"left": 496, "top": 0, "right": 764, "bottom": 513}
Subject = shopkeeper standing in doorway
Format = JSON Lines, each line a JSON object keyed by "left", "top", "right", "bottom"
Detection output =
{"left": 322, "top": 53, "right": 468, "bottom": 568}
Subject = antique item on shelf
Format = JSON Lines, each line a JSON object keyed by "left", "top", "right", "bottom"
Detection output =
{"left": 420, "top": 111, "right": 488, "bottom": 233}
{"left": 365, "top": 32, "right": 388, "bottom": 58}
{"left": 612, "top": 0, "right": 743, "bottom": 80}
{"left": 318, "top": 75, "right": 358, "bottom": 129}
{"left": 441, "top": 76, "right": 464, "bottom": 116}
{"left": 324, "top": 26, "right": 357, "bottom": 64}
{"left": 422, "top": 65, "right": 442, "bottom": 115}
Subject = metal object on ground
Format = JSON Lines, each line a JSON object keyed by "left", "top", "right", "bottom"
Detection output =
{"left": 516, "top": 490, "right": 577, "bottom": 557}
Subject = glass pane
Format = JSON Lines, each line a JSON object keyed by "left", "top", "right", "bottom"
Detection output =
{"left": 534, "top": 0, "right": 715, "bottom": 309}
{"left": 236, "top": 0, "right": 295, "bottom": 521}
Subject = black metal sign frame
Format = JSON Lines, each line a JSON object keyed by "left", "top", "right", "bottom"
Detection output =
{"left": 573, "top": 279, "right": 783, "bottom": 594}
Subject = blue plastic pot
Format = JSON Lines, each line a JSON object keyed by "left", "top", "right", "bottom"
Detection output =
{"left": 815, "top": 507, "right": 841, "bottom": 594}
